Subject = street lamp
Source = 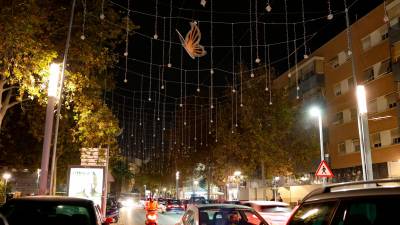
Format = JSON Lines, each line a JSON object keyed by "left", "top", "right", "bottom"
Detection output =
{"left": 356, "top": 85, "right": 373, "bottom": 181}
{"left": 309, "top": 106, "right": 326, "bottom": 184}
{"left": 176, "top": 171, "right": 180, "bottom": 200}
{"left": 39, "top": 63, "right": 61, "bottom": 195}
{"left": 2, "top": 172, "right": 11, "bottom": 202}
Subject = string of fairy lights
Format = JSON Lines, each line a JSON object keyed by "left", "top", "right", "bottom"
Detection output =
{"left": 77, "top": 0, "right": 369, "bottom": 172}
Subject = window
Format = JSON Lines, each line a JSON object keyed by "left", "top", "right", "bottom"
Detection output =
{"left": 334, "top": 83, "right": 341, "bottom": 96}
{"left": 338, "top": 142, "right": 346, "bottom": 154}
{"left": 361, "top": 24, "right": 389, "bottom": 51}
{"left": 333, "top": 112, "right": 344, "bottom": 125}
{"left": 353, "top": 139, "right": 361, "bottom": 152}
{"left": 329, "top": 56, "right": 339, "bottom": 69}
{"left": 386, "top": 93, "right": 397, "bottom": 109}
{"left": 371, "top": 133, "right": 382, "bottom": 148}
{"left": 288, "top": 201, "right": 337, "bottom": 225}
{"left": 368, "top": 100, "right": 378, "bottom": 114}
{"left": 351, "top": 108, "right": 357, "bottom": 120}
{"left": 363, "top": 59, "right": 391, "bottom": 83}
{"left": 330, "top": 196, "right": 400, "bottom": 225}
{"left": 348, "top": 77, "right": 354, "bottom": 89}
{"left": 391, "top": 128, "right": 400, "bottom": 144}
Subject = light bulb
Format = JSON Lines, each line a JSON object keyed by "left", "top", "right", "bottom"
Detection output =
{"left": 80, "top": 34, "right": 86, "bottom": 40}
{"left": 124, "top": 79, "right": 128, "bottom": 83}
{"left": 167, "top": 63, "right": 172, "bottom": 68}
{"left": 235, "top": 123, "right": 238, "bottom": 127}
{"left": 184, "top": 122, "right": 187, "bottom": 126}
{"left": 240, "top": 103, "right": 243, "bottom": 107}
{"left": 124, "top": 52, "right": 128, "bottom": 56}
{"left": 288, "top": 73, "right": 291, "bottom": 78}
{"left": 157, "top": 117, "right": 160, "bottom": 121}
{"left": 297, "top": 86, "right": 300, "bottom": 90}
{"left": 251, "top": 73, "right": 255, "bottom": 78}
{"left": 255, "top": 58, "right": 261, "bottom": 63}
{"left": 161, "top": 85, "right": 165, "bottom": 89}
{"left": 232, "top": 89, "right": 236, "bottom": 93}
{"left": 179, "top": 103, "right": 183, "bottom": 107}
{"left": 327, "top": 13, "right": 333, "bottom": 20}
{"left": 304, "top": 54, "right": 309, "bottom": 59}
{"left": 153, "top": 34, "right": 158, "bottom": 39}
{"left": 211, "top": 105, "right": 214, "bottom": 109}
{"left": 384, "top": 15, "right": 389, "bottom": 23}
{"left": 265, "top": 87, "right": 269, "bottom": 91}
{"left": 269, "top": 101, "right": 272, "bottom": 105}
{"left": 196, "top": 88, "right": 200, "bottom": 92}
{"left": 210, "top": 69, "right": 214, "bottom": 74}
{"left": 148, "top": 97, "right": 151, "bottom": 101}
{"left": 100, "top": 14, "right": 105, "bottom": 20}
{"left": 266, "top": 4, "right": 272, "bottom": 12}
{"left": 210, "top": 120, "right": 214, "bottom": 123}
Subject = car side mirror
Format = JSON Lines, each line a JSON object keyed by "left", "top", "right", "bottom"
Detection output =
{"left": 103, "top": 217, "right": 114, "bottom": 225}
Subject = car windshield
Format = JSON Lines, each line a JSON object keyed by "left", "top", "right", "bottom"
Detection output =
{"left": 0, "top": 201, "right": 93, "bottom": 225}
{"left": 260, "top": 205, "right": 292, "bottom": 213}
{"left": 199, "top": 208, "right": 268, "bottom": 225}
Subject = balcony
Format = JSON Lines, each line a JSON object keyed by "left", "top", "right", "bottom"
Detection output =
{"left": 389, "top": 21, "right": 400, "bottom": 44}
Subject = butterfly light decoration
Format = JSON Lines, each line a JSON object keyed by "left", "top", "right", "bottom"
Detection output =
{"left": 176, "top": 22, "right": 207, "bottom": 59}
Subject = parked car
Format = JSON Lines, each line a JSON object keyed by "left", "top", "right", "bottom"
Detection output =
{"left": 166, "top": 199, "right": 185, "bottom": 213}
{"left": 0, "top": 196, "right": 113, "bottom": 225}
{"left": 286, "top": 179, "right": 400, "bottom": 225}
{"left": 241, "top": 201, "right": 292, "bottom": 225}
{"left": 175, "top": 204, "right": 271, "bottom": 225}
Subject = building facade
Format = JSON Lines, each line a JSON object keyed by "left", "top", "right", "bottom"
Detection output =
{"left": 273, "top": 1, "right": 400, "bottom": 182}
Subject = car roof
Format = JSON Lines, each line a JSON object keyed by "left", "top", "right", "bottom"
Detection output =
{"left": 241, "top": 200, "right": 289, "bottom": 206}
{"left": 195, "top": 204, "right": 253, "bottom": 210}
{"left": 303, "top": 179, "right": 400, "bottom": 203}
{"left": 5, "top": 196, "right": 94, "bottom": 205}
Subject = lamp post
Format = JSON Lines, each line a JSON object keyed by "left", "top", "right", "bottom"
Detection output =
{"left": 176, "top": 171, "right": 180, "bottom": 200}
{"left": 309, "top": 106, "right": 326, "bottom": 184}
{"left": 39, "top": 63, "right": 61, "bottom": 195}
{"left": 233, "top": 171, "right": 241, "bottom": 200}
{"left": 2, "top": 172, "right": 11, "bottom": 202}
{"left": 356, "top": 85, "right": 373, "bottom": 181}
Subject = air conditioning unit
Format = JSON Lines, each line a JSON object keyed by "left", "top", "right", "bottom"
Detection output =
{"left": 394, "top": 137, "right": 400, "bottom": 144}
{"left": 374, "top": 143, "right": 382, "bottom": 148}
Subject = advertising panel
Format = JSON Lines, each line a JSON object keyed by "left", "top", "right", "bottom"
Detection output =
{"left": 68, "top": 167, "right": 104, "bottom": 206}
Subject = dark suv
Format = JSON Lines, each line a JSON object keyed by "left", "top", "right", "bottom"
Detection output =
{"left": 286, "top": 179, "right": 400, "bottom": 225}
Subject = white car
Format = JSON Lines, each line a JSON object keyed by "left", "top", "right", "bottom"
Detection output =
{"left": 241, "top": 201, "right": 292, "bottom": 225}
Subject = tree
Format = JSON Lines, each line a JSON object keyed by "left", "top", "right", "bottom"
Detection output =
{"left": 210, "top": 71, "right": 320, "bottom": 184}
{"left": 0, "top": 0, "right": 137, "bottom": 188}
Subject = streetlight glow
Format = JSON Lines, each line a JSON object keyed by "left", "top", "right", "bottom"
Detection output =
{"left": 176, "top": 171, "right": 180, "bottom": 180}
{"left": 356, "top": 85, "right": 368, "bottom": 114}
{"left": 193, "top": 180, "right": 199, "bottom": 185}
{"left": 48, "top": 63, "right": 61, "bottom": 98}
{"left": 309, "top": 106, "right": 321, "bottom": 117}
{"left": 2, "top": 172, "right": 11, "bottom": 180}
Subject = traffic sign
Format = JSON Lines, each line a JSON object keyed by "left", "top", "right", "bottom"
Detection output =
{"left": 315, "top": 160, "right": 334, "bottom": 178}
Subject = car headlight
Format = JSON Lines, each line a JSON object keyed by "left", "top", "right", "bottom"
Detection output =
{"left": 121, "top": 199, "right": 134, "bottom": 207}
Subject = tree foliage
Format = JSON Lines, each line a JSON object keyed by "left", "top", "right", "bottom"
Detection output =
{"left": 0, "top": 0, "right": 137, "bottom": 186}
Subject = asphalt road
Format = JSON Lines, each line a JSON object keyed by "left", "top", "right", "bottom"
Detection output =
{"left": 117, "top": 207, "right": 183, "bottom": 225}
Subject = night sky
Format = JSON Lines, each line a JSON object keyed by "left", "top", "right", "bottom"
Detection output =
{"left": 103, "top": 0, "right": 383, "bottom": 160}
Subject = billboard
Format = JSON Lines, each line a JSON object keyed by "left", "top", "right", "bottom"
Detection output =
{"left": 68, "top": 167, "right": 105, "bottom": 206}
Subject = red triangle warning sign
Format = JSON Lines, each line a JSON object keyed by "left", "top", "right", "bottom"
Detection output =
{"left": 315, "top": 160, "right": 334, "bottom": 178}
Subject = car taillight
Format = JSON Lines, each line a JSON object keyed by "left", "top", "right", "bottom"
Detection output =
{"left": 285, "top": 205, "right": 299, "bottom": 225}
{"left": 167, "top": 205, "right": 172, "bottom": 208}
{"left": 181, "top": 205, "right": 185, "bottom": 208}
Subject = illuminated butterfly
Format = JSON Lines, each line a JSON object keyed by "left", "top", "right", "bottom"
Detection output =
{"left": 176, "top": 22, "right": 207, "bottom": 59}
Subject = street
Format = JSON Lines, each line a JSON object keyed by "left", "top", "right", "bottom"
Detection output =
{"left": 117, "top": 207, "right": 183, "bottom": 225}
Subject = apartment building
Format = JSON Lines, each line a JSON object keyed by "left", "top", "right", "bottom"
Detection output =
{"left": 273, "top": 1, "right": 400, "bottom": 182}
